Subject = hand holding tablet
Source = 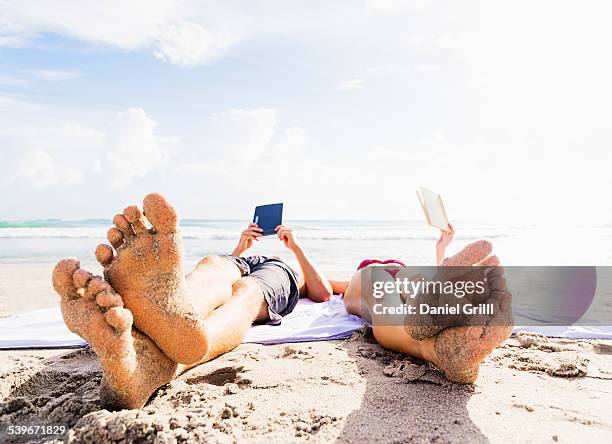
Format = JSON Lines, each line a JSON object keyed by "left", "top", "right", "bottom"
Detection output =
{"left": 231, "top": 203, "right": 284, "bottom": 256}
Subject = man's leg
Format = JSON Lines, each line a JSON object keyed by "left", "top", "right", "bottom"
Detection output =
{"left": 179, "top": 277, "right": 267, "bottom": 373}
{"left": 186, "top": 255, "right": 243, "bottom": 317}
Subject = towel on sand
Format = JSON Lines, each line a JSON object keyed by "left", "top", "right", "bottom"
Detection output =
{"left": 1, "top": 296, "right": 611, "bottom": 350}
{"left": 0, "top": 296, "right": 364, "bottom": 350}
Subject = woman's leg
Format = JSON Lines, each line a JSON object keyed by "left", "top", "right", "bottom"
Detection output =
{"left": 342, "top": 265, "right": 402, "bottom": 322}
{"left": 342, "top": 270, "right": 370, "bottom": 320}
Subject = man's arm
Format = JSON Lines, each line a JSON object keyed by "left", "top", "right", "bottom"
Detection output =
{"left": 276, "top": 225, "right": 332, "bottom": 302}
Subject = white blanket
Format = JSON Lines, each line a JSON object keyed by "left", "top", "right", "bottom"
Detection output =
{"left": 0, "top": 296, "right": 364, "bottom": 349}
{"left": 1, "top": 296, "right": 611, "bottom": 350}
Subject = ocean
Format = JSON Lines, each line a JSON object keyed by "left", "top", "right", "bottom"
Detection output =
{"left": 2, "top": 220, "right": 611, "bottom": 275}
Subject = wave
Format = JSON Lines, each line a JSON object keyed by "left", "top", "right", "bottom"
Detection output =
{"left": 0, "top": 220, "right": 517, "bottom": 242}
{"left": 0, "top": 230, "right": 511, "bottom": 242}
{"left": 0, "top": 219, "right": 108, "bottom": 229}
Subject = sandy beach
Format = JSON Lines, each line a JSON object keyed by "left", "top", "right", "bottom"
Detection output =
{"left": 3, "top": 0, "right": 612, "bottom": 441}
{"left": 1, "top": 264, "right": 611, "bottom": 443}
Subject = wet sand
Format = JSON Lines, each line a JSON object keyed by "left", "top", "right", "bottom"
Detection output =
{"left": 1, "top": 264, "right": 611, "bottom": 442}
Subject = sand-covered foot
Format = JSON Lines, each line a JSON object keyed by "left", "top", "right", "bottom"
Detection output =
{"left": 404, "top": 240, "right": 501, "bottom": 340}
{"left": 441, "top": 239, "right": 493, "bottom": 266}
{"left": 52, "top": 259, "right": 178, "bottom": 409}
{"left": 429, "top": 266, "right": 513, "bottom": 383}
{"left": 95, "top": 193, "right": 207, "bottom": 364}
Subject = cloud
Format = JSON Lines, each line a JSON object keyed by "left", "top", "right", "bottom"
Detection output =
{"left": 106, "top": 108, "right": 171, "bottom": 187}
{"left": 152, "top": 21, "right": 236, "bottom": 66}
{"left": 0, "top": 75, "right": 27, "bottom": 86}
{"left": 270, "top": 126, "right": 308, "bottom": 159}
{"left": 22, "top": 69, "right": 82, "bottom": 81}
{"left": 0, "top": 34, "right": 29, "bottom": 47}
{"left": 338, "top": 79, "right": 365, "bottom": 90}
{"left": 1, "top": 120, "right": 104, "bottom": 190}
{"left": 0, "top": 1, "right": 238, "bottom": 66}
{"left": 0, "top": 95, "right": 44, "bottom": 113}
{"left": 0, "top": 16, "right": 31, "bottom": 47}
{"left": 366, "top": 65, "right": 412, "bottom": 78}
{"left": 9, "top": 149, "right": 83, "bottom": 189}
{"left": 342, "top": 64, "right": 441, "bottom": 89}
{"left": 0, "top": 106, "right": 170, "bottom": 191}
{"left": 414, "top": 64, "right": 441, "bottom": 72}
{"left": 172, "top": 110, "right": 308, "bottom": 180}
{"left": 0, "top": 1, "right": 468, "bottom": 69}
{"left": 0, "top": 0, "right": 176, "bottom": 48}
{"left": 437, "top": 32, "right": 475, "bottom": 50}
{"left": 199, "top": 108, "right": 277, "bottom": 162}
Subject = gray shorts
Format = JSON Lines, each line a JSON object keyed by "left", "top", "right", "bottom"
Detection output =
{"left": 220, "top": 255, "right": 300, "bottom": 325}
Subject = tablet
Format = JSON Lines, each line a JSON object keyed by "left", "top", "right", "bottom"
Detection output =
{"left": 253, "top": 203, "right": 283, "bottom": 236}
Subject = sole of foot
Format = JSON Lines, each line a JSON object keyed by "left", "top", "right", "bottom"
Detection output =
{"left": 430, "top": 266, "right": 513, "bottom": 383}
{"left": 404, "top": 240, "right": 501, "bottom": 341}
{"left": 94, "top": 193, "right": 208, "bottom": 364}
{"left": 52, "top": 258, "right": 177, "bottom": 409}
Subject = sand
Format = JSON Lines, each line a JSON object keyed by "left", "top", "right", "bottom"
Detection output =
{"left": 1, "top": 264, "right": 612, "bottom": 443}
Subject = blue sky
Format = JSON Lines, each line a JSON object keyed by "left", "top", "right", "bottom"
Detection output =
{"left": 1, "top": 1, "right": 611, "bottom": 224}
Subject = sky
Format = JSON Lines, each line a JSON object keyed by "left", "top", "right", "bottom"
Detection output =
{"left": 0, "top": 0, "right": 611, "bottom": 224}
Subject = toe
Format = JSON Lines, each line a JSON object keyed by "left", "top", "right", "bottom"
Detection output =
{"left": 84, "top": 277, "right": 111, "bottom": 301}
{"left": 486, "top": 267, "right": 507, "bottom": 292}
{"left": 52, "top": 259, "right": 80, "bottom": 301}
{"left": 105, "top": 307, "right": 133, "bottom": 332}
{"left": 96, "top": 244, "right": 114, "bottom": 266}
{"left": 107, "top": 228, "right": 124, "bottom": 249}
{"left": 96, "top": 289, "right": 124, "bottom": 308}
{"left": 476, "top": 254, "right": 499, "bottom": 266}
{"left": 143, "top": 193, "right": 178, "bottom": 234}
{"left": 123, "top": 205, "right": 148, "bottom": 234}
{"left": 113, "top": 214, "right": 135, "bottom": 239}
{"left": 73, "top": 269, "right": 93, "bottom": 290}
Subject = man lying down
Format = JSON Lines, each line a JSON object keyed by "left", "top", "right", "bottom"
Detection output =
{"left": 52, "top": 193, "right": 511, "bottom": 410}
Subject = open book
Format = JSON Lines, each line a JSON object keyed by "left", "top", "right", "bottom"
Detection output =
{"left": 416, "top": 187, "right": 450, "bottom": 232}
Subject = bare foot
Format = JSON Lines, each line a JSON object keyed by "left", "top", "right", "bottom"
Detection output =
{"left": 52, "top": 259, "right": 178, "bottom": 409}
{"left": 404, "top": 239, "right": 501, "bottom": 340}
{"left": 428, "top": 266, "right": 513, "bottom": 383}
{"left": 441, "top": 239, "right": 494, "bottom": 266}
{"left": 94, "top": 193, "right": 207, "bottom": 364}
